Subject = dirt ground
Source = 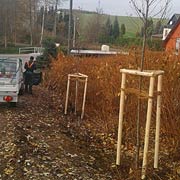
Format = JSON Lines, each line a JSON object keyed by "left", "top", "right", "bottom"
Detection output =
{"left": 0, "top": 86, "right": 117, "bottom": 180}
{"left": 0, "top": 86, "right": 180, "bottom": 180}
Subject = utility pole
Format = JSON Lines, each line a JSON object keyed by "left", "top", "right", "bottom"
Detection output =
{"left": 53, "top": 0, "right": 58, "bottom": 36}
{"left": 40, "top": 0, "right": 46, "bottom": 46}
{"left": 73, "top": 16, "right": 76, "bottom": 48}
{"left": 68, "top": 0, "right": 73, "bottom": 55}
{"left": 29, "top": 0, "right": 33, "bottom": 46}
{"left": 73, "top": 16, "right": 79, "bottom": 48}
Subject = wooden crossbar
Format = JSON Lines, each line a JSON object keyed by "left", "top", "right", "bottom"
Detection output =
{"left": 120, "top": 69, "right": 164, "bottom": 77}
{"left": 121, "top": 88, "right": 149, "bottom": 99}
{"left": 69, "top": 77, "right": 87, "bottom": 82}
{"left": 120, "top": 88, "right": 162, "bottom": 99}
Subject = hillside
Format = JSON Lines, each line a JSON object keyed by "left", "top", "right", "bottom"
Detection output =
{"left": 72, "top": 9, "right": 162, "bottom": 38}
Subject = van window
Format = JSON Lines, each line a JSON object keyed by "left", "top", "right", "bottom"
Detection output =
{"left": 0, "top": 61, "right": 17, "bottom": 78}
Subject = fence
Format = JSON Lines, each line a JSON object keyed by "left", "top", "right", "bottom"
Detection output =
{"left": 19, "top": 47, "right": 44, "bottom": 54}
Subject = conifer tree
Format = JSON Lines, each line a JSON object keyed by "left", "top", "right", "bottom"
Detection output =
{"left": 105, "top": 16, "right": 113, "bottom": 37}
{"left": 121, "top": 24, "right": 126, "bottom": 36}
{"left": 112, "top": 17, "right": 120, "bottom": 39}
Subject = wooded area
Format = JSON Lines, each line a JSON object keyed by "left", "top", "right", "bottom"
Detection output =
{"left": 0, "top": 0, "right": 69, "bottom": 47}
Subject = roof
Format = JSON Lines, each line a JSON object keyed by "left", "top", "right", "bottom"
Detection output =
{"left": 164, "top": 14, "right": 180, "bottom": 43}
{"left": 166, "top": 14, "right": 180, "bottom": 28}
{"left": 70, "top": 49, "right": 118, "bottom": 56}
{"left": 174, "top": 14, "right": 180, "bottom": 19}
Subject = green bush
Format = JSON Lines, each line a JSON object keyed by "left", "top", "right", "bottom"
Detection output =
{"left": 42, "top": 37, "right": 57, "bottom": 59}
{"left": 113, "top": 37, "right": 163, "bottom": 51}
{"left": 147, "top": 39, "right": 164, "bottom": 51}
{"left": 36, "top": 37, "right": 58, "bottom": 68}
{"left": 0, "top": 47, "right": 19, "bottom": 54}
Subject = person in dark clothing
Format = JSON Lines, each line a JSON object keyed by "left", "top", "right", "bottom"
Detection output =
{"left": 24, "top": 56, "right": 36, "bottom": 94}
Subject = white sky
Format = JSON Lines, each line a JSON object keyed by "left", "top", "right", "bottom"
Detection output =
{"left": 61, "top": 0, "right": 180, "bottom": 18}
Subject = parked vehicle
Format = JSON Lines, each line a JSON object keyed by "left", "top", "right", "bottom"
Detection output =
{"left": 0, "top": 58, "right": 24, "bottom": 106}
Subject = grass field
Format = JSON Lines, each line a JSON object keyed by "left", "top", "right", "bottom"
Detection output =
{"left": 74, "top": 10, "right": 163, "bottom": 38}
{"left": 0, "top": 47, "right": 19, "bottom": 54}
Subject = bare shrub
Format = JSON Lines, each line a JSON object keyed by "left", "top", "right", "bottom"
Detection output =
{"left": 44, "top": 51, "right": 180, "bottom": 149}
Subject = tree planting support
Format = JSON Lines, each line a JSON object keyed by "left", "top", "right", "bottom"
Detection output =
{"left": 64, "top": 73, "right": 88, "bottom": 119}
{"left": 116, "top": 69, "right": 164, "bottom": 179}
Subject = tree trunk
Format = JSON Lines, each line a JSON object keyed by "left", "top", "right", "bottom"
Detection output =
{"left": 29, "top": 0, "right": 33, "bottom": 46}
{"left": 53, "top": 0, "right": 58, "bottom": 37}
{"left": 33, "top": 0, "right": 38, "bottom": 45}
{"left": 136, "top": 0, "right": 149, "bottom": 168}
{"left": 68, "top": 0, "right": 73, "bottom": 54}
{"left": 40, "top": 1, "right": 46, "bottom": 46}
{"left": 14, "top": 0, "right": 17, "bottom": 46}
{"left": 4, "top": 14, "right": 7, "bottom": 48}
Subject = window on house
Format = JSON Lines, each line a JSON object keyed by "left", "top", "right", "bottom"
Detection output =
{"left": 176, "top": 38, "right": 180, "bottom": 54}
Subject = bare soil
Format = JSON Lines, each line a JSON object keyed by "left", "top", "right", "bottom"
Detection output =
{"left": 0, "top": 86, "right": 115, "bottom": 180}
{"left": 0, "top": 86, "right": 180, "bottom": 180}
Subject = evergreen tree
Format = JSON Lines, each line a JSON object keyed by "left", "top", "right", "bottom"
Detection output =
{"left": 98, "top": 16, "right": 113, "bottom": 43}
{"left": 112, "top": 16, "right": 120, "bottom": 39}
{"left": 154, "top": 20, "right": 162, "bottom": 34}
{"left": 105, "top": 16, "right": 113, "bottom": 36}
{"left": 121, "top": 24, "right": 126, "bottom": 36}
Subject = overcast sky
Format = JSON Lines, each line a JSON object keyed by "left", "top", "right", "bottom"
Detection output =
{"left": 62, "top": 0, "right": 180, "bottom": 18}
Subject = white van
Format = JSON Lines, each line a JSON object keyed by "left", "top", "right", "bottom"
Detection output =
{"left": 0, "top": 58, "right": 24, "bottom": 106}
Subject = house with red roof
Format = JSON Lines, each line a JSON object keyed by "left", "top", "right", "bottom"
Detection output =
{"left": 163, "top": 14, "right": 180, "bottom": 53}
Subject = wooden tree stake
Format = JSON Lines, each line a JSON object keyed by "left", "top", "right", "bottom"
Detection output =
{"left": 81, "top": 78, "right": 88, "bottom": 119}
{"left": 116, "top": 73, "right": 126, "bottom": 165}
{"left": 116, "top": 69, "right": 164, "bottom": 179}
{"left": 154, "top": 75, "right": 162, "bottom": 169}
{"left": 64, "top": 73, "right": 88, "bottom": 119}
{"left": 75, "top": 79, "right": 78, "bottom": 115}
{"left": 65, "top": 75, "right": 70, "bottom": 115}
{"left": 141, "top": 76, "right": 155, "bottom": 179}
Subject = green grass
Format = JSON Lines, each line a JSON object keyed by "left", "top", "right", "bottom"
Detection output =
{"left": 123, "top": 31, "right": 136, "bottom": 38}
{"left": 0, "top": 47, "right": 19, "bottom": 54}
{"left": 75, "top": 11, "right": 165, "bottom": 38}
{"left": 76, "top": 12, "right": 143, "bottom": 37}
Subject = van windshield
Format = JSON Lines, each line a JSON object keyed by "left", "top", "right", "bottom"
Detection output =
{"left": 0, "top": 60, "right": 17, "bottom": 84}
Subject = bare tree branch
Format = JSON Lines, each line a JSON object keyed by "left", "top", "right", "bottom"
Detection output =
{"left": 129, "top": 0, "right": 172, "bottom": 175}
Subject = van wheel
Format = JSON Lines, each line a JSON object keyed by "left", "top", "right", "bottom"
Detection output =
{"left": 10, "top": 102, "right": 17, "bottom": 107}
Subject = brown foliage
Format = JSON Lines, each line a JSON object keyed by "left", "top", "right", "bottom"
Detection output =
{"left": 44, "top": 51, "right": 180, "bottom": 145}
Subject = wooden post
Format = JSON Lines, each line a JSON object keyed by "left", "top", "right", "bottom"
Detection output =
{"left": 154, "top": 75, "right": 162, "bottom": 168}
{"left": 65, "top": 73, "right": 88, "bottom": 119}
{"left": 65, "top": 75, "right": 70, "bottom": 115}
{"left": 81, "top": 77, "right": 88, "bottom": 119}
{"left": 75, "top": 79, "right": 78, "bottom": 115}
{"left": 116, "top": 73, "right": 126, "bottom": 165}
{"left": 141, "top": 76, "right": 155, "bottom": 179}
